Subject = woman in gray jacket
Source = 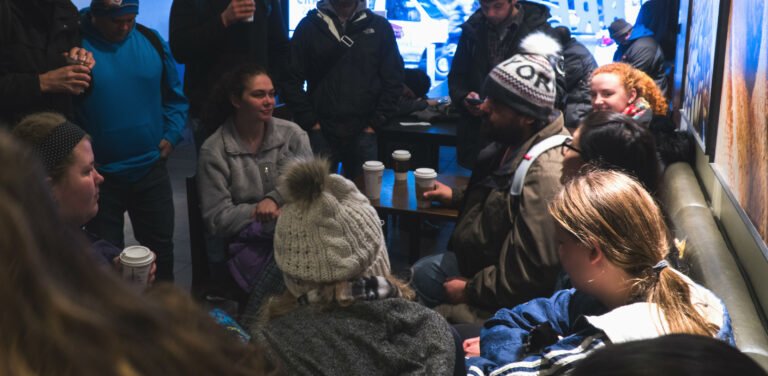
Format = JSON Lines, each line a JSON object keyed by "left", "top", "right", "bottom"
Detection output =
{"left": 197, "top": 63, "right": 312, "bottom": 301}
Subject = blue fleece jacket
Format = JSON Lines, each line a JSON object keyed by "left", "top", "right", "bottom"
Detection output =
{"left": 467, "top": 271, "right": 734, "bottom": 376}
{"left": 76, "top": 10, "right": 188, "bottom": 182}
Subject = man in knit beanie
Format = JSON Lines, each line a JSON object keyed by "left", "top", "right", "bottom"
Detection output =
{"left": 412, "top": 32, "right": 570, "bottom": 316}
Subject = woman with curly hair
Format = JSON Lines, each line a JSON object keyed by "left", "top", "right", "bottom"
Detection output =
{"left": 590, "top": 62, "right": 667, "bottom": 124}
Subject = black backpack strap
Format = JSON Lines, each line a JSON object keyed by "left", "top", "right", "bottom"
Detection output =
{"left": 135, "top": 23, "right": 168, "bottom": 98}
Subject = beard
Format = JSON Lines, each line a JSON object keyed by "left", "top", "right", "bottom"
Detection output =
{"left": 483, "top": 115, "right": 527, "bottom": 145}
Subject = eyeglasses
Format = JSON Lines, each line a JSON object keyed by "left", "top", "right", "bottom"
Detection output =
{"left": 561, "top": 137, "right": 581, "bottom": 155}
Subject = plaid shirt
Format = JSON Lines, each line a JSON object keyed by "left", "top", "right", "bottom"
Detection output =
{"left": 487, "top": 4, "right": 524, "bottom": 67}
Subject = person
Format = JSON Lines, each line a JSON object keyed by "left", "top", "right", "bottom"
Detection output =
{"left": 609, "top": 18, "right": 667, "bottom": 96}
{"left": 197, "top": 64, "right": 311, "bottom": 303}
{"left": 411, "top": 33, "right": 569, "bottom": 314}
{"left": 634, "top": 0, "right": 679, "bottom": 63}
{"left": 448, "top": 0, "right": 558, "bottom": 168}
{"left": 169, "top": 0, "right": 289, "bottom": 150}
{"left": 561, "top": 111, "right": 660, "bottom": 193}
{"left": 76, "top": 0, "right": 189, "bottom": 282}
{"left": 590, "top": 63, "right": 691, "bottom": 166}
{"left": 0, "top": 130, "right": 278, "bottom": 376}
{"left": 281, "top": 0, "right": 404, "bottom": 179}
{"left": 466, "top": 169, "right": 733, "bottom": 376}
{"left": 0, "top": 0, "right": 95, "bottom": 127}
{"left": 552, "top": 26, "right": 597, "bottom": 129}
{"left": 570, "top": 334, "right": 767, "bottom": 376}
{"left": 257, "top": 158, "right": 458, "bottom": 375}
{"left": 590, "top": 62, "right": 667, "bottom": 126}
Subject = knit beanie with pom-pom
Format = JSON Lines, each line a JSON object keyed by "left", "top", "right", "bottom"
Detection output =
{"left": 273, "top": 158, "right": 391, "bottom": 297}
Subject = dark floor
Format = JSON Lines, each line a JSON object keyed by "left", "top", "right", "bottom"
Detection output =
{"left": 123, "top": 129, "right": 471, "bottom": 292}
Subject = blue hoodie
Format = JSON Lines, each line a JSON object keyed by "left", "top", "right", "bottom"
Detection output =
{"left": 76, "top": 9, "right": 188, "bottom": 182}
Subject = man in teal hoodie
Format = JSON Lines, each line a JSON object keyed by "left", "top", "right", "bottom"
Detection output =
{"left": 76, "top": 0, "right": 188, "bottom": 281}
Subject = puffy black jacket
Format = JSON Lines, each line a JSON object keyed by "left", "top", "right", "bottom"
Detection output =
{"left": 281, "top": 4, "right": 403, "bottom": 137}
{"left": 448, "top": 1, "right": 561, "bottom": 109}
{"left": 169, "top": 0, "right": 289, "bottom": 117}
{"left": 562, "top": 37, "right": 597, "bottom": 128}
{"left": 0, "top": 0, "right": 81, "bottom": 126}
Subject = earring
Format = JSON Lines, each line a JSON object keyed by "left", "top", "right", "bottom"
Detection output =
{"left": 586, "top": 269, "right": 605, "bottom": 284}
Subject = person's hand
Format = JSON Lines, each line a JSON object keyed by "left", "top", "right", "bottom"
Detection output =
{"left": 363, "top": 126, "right": 375, "bottom": 134}
{"left": 112, "top": 252, "right": 157, "bottom": 287}
{"left": 39, "top": 65, "right": 91, "bottom": 95}
{"left": 158, "top": 139, "right": 174, "bottom": 159}
{"left": 463, "top": 337, "right": 481, "bottom": 357}
{"left": 425, "top": 99, "right": 439, "bottom": 106}
{"left": 311, "top": 123, "right": 321, "bottom": 131}
{"left": 463, "top": 91, "right": 484, "bottom": 117}
{"left": 253, "top": 197, "right": 280, "bottom": 223}
{"left": 423, "top": 180, "right": 452, "bottom": 205}
{"left": 221, "top": 0, "right": 256, "bottom": 27}
{"left": 64, "top": 47, "right": 96, "bottom": 69}
{"left": 443, "top": 277, "right": 468, "bottom": 304}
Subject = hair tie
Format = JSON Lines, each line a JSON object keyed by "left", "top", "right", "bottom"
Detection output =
{"left": 652, "top": 259, "right": 668, "bottom": 272}
{"left": 34, "top": 121, "right": 86, "bottom": 175}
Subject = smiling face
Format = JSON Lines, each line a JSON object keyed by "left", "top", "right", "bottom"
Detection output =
{"left": 231, "top": 73, "right": 275, "bottom": 124}
{"left": 51, "top": 139, "right": 104, "bottom": 227}
{"left": 590, "top": 72, "right": 637, "bottom": 113}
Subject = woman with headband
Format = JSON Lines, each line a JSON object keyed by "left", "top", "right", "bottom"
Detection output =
{"left": 465, "top": 170, "right": 732, "bottom": 376}
{"left": 13, "top": 112, "right": 155, "bottom": 277}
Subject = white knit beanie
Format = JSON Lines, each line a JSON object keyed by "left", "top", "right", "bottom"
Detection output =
{"left": 274, "top": 159, "right": 391, "bottom": 297}
{"left": 483, "top": 32, "right": 562, "bottom": 120}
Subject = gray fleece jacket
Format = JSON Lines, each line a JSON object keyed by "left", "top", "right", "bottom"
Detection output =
{"left": 197, "top": 117, "right": 312, "bottom": 237}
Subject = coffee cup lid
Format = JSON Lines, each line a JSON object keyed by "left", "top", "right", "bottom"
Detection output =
{"left": 362, "top": 161, "right": 385, "bottom": 171}
{"left": 392, "top": 150, "right": 411, "bottom": 160}
{"left": 120, "top": 246, "right": 154, "bottom": 267}
{"left": 414, "top": 168, "right": 437, "bottom": 179}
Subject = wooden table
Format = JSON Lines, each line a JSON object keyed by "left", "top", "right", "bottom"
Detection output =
{"left": 376, "top": 119, "right": 458, "bottom": 172}
{"left": 356, "top": 169, "right": 469, "bottom": 263}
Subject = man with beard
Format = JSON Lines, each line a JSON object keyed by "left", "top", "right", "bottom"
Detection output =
{"left": 411, "top": 33, "right": 569, "bottom": 315}
{"left": 281, "top": 0, "right": 403, "bottom": 179}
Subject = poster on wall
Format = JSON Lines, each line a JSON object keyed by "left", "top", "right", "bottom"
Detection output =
{"left": 714, "top": 0, "right": 768, "bottom": 247}
{"left": 680, "top": 0, "right": 724, "bottom": 148}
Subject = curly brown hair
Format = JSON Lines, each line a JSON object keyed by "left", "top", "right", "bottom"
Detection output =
{"left": 592, "top": 63, "right": 668, "bottom": 116}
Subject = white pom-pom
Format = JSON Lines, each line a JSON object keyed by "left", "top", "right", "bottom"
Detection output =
{"left": 520, "top": 32, "right": 561, "bottom": 58}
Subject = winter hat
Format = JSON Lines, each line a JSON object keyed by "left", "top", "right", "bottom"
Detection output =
{"left": 274, "top": 159, "right": 391, "bottom": 297}
{"left": 483, "top": 32, "right": 561, "bottom": 121}
{"left": 609, "top": 19, "right": 632, "bottom": 39}
{"left": 91, "top": 0, "right": 139, "bottom": 17}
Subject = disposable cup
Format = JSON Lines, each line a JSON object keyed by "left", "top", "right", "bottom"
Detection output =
{"left": 362, "top": 161, "right": 385, "bottom": 200}
{"left": 119, "top": 245, "right": 154, "bottom": 286}
{"left": 414, "top": 168, "right": 437, "bottom": 208}
{"left": 245, "top": 0, "right": 255, "bottom": 22}
{"left": 392, "top": 150, "right": 411, "bottom": 181}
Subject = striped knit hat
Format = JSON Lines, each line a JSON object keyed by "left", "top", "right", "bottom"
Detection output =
{"left": 483, "top": 32, "right": 561, "bottom": 120}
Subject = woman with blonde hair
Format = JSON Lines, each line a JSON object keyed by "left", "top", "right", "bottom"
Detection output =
{"left": 465, "top": 169, "right": 732, "bottom": 376}
{"left": 0, "top": 130, "right": 277, "bottom": 375}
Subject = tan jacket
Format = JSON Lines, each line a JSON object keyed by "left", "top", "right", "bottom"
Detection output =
{"left": 449, "top": 113, "right": 568, "bottom": 310}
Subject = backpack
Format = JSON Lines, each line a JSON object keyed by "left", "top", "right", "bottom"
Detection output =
{"left": 509, "top": 135, "right": 569, "bottom": 196}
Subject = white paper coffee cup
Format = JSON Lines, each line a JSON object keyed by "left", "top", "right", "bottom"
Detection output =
{"left": 392, "top": 150, "right": 411, "bottom": 181}
{"left": 414, "top": 168, "right": 437, "bottom": 208}
{"left": 245, "top": 0, "right": 256, "bottom": 22}
{"left": 119, "top": 245, "right": 154, "bottom": 286}
{"left": 362, "top": 160, "right": 385, "bottom": 200}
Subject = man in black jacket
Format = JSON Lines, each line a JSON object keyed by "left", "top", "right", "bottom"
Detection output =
{"left": 447, "top": 0, "right": 557, "bottom": 168}
{"left": 169, "top": 0, "right": 288, "bottom": 148}
{"left": 610, "top": 18, "right": 667, "bottom": 95}
{"left": 0, "top": 0, "right": 95, "bottom": 127}
{"left": 553, "top": 26, "right": 597, "bottom": 129}
{"left": 281, "top": 0, "right": 403, "bottom": 179}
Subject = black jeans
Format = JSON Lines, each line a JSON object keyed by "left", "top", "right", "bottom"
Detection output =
{"left": 86, "top": 160, "right": 175, "bottom": 281}
{"left": 309, "top": 129, "right": 378, "bottom": 179}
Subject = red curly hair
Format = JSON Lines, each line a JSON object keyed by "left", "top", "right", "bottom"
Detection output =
{"left": 592, "top": 63, "right": 668, "bottom": 116}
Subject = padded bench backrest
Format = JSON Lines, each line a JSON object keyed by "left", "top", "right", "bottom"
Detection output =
{"left": 661, "top": 163, "right": 768, "bottom": 370}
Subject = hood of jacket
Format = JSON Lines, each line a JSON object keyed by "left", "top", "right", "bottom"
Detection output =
{"left": 628, "top": 23, "right": 655, "bottom": 42}
{"left": 316, "top": 0, "right": 369, "bottom": 20}
{"left": 460, "top": 0, "right": 551, "bottom": 37}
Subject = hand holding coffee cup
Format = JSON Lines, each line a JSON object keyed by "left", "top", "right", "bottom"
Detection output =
{"left": 119, "top": 246, "right": 156, "bottom": 287}
{"left": 414, "top": 168, "right": 437, "bottom": 208}
{"left": 422, "top": 180, "right": 453, "bottom": 206}
{"left": 362, "top": 161, "right": 385, "bottom": 200}
{"left": 392, "top": 150, "right": 411, "bottom": 181}
{"left": 221, "top": 0, "right": 256, "bottom": 26}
